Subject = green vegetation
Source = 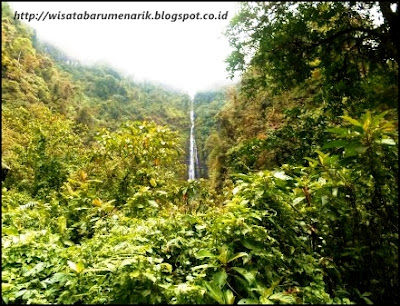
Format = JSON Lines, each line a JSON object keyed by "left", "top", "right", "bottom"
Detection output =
{"left": 2, "top": 1, "right": 398, "bottom": 304}
{"left": 193, "top": 90, "right": 227, "bottom": 178}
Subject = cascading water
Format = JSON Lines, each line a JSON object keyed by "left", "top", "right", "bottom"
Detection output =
{"left": 188, "top": 102, "right": 199, "bottom": 180}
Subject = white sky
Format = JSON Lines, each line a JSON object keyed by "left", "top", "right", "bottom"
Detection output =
{"left": 8, "top": 1, "right": 240, "bottom": 97}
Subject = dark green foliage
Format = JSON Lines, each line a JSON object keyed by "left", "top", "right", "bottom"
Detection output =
{"left": 193, "top": 90, "right": 227, "bottom": 177}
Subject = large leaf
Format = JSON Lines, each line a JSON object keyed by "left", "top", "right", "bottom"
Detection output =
{"left": 269, "top": 292, "right": 296, "bottom": 304}
{"left": 232, "top": 267, "right": 256, "bottom": 285}
{"left": 343, "top": 142, "right": 366, "bottom": 157}
{"left": 326, "top": 127, "right": 349, "bottom": 136}
{"left": 196, "top": 249, "right": 215, "bottom": 259}
{"left": 322, "top": 139, "right": 348, "bottom": 149}
{"left": 224, "top": 289, "right": 235, "bottom": 304}
{"left": 376, "top": 138, "right": 396, "bottom": 146}
{"left": 341, "top": 115, "right": 362, "bottom": 127}
{"left": 273, "top": 170, "right": 292, "bottom": 180}
{"left": 228, "top": 252, "right": 249, "bottom": 263}
{"left": 205, "top": 282, "right": 225, "bottom": 304}
{"left": 213, "top": 270, "right": 228, "bottom": 288}
{"left": 68, "top": 260, "right": 85, "bottom": 274}
{"left": 238, "top": 298, "right": 259, "bottom": 304}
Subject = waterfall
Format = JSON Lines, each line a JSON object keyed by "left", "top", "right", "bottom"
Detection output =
{"left": 188, "top": 103, "right": 199, "bottom": 180}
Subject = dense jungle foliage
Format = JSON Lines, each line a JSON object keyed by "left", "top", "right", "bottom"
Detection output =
{"left": 2, "top": 1, "right": 398, "bottom": 304}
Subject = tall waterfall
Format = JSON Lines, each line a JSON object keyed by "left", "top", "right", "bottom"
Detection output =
{"left": 188, "top": 103, "right": 199, "bottom": 180}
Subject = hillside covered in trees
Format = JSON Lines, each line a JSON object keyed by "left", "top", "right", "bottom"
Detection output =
{"left": 2, "top": 2, "right": 398, "bottom": 305}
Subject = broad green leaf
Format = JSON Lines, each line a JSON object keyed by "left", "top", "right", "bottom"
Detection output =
{"left": 326, "top": 127, "right": 349, "bottom": 135}
{"left": 213, "top": 270, "right": 228, "bottom": 287}
{"left": 225, "top": 289, "right": 235, "bottom": 304}
{"left": 269, "top": 292, "right": 296, "bottom": 304}
{"left": 191, "top": 264, "right": 214, "bottom": 271}
{"left": 23, "top": 262, "right": 45, "bottom": 277}
{"left": 293, "top": 197, "right": 305, "bottom": 205}
{"left": 241, "top": 239, "right": 263, "bottom": 252}
{"left": 228, "top": 252, "right": 249, "bottom": 263}
{"left": 2, "top": 283, "right": 13, "bottom": 291}
{"left": 371, "top": 110, "right": 390, "bottom": 126}
{"left": 205, "top": 282, "right": 225, "bottom": 304}
{"left": 238, "top": 298, "right": 259, "bottom": 304}
{"left": 196, "top": 249, "right": 215, "bottom": 259}
{"left": 130, "top": 270, "right": 141, "bottom": 278}
{"left": 156, "top": 190, "right": 168, "bottom": 195}
{"left": 140, "top": 289, "right": 151, "bottom": 297}
{"left": 344, "top": 142, "right": 366, "bottom": 157}
{"left": 47, "top": 272, "right": 68, "bottom": 284}
{"left": 149, "top": 178, "right": 157, "bottom": 187}
{"left": 148, "top": 200, "right": 159, "bottom": 208}
{"left": 232, "top": 186, "right": 241, "bottom": 195}
{"left": 341, "top": 115, "right": 362, "bottom": 127}
{"left": 259, "top": 296, "right": 274, "bottom": 304}
{"left": 273, "top": 170, "right": 292, "bottom": 180}
{"left": 261, "top": 277, "right": 283, "bottom": 298}
{"left": 14, "top": 289, "right": 28, "bottom": 299}
{"left": 362, "top": 111, "right": 371, "bottom": 131}
{"left": 160, "top": 263, "right": 173, "bottom": 273}
{"left": 92, "top": 198, "right": 102, "bottom": 207}
{"left": 218, "top": 245, "right": 229, "bottom": 265}
{"left": 2, "top": 227, "right": 19, "bottom": 235}
{"left": 68, "top": 261, "right": 84, "bottom": 274}
{"left": 376, "top": 138, "right": 396, "bottom": 145}
{"left": 67, "top": 260, "right": 76, "bottom": 271}
{"left": 322, "top": 139, "right": 348, "bottom": 149}
{"left": 232, "top": 267, "right": 256, "bottom": 285}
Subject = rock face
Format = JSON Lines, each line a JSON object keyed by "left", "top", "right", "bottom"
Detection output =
{"left": 2, "top": 162, "right": 11, "bottom": 181}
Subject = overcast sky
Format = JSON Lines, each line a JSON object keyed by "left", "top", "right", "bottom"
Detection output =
{"left": 8, "top": 2, "right": 240, "bottom": 97}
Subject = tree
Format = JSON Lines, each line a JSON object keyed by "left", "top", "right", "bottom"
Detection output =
{"left": 226, "top": 2, "right": 398, "bottom": 107}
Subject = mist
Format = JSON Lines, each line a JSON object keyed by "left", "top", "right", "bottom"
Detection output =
{"left": 7, "top": 1, "right": 240, "bottom": 97}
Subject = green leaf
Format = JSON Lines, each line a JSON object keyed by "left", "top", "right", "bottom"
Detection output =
{"left": 23, "top": 262, "right": 45, "bottom": 277}
{"left": 160, "top": 263, "right": 173, "bottom": 273}
{"left": 326, "top": 127, "right": 349, "bottom": 135}
{"left": 344, "top": 142, "right": 366, "bottom": 157}
{"left": 14, "top": 289, "right": 28, "bottom": 299}
{"left": 224, "top": 289, "right": 235, "bottom": 304}
{"left": 293, "top": 197, "right": 305, "bottom": 205}
{"left": 196, "top": 249, "right": 215, "bottom": 259}
{"left": 228, "top": 252, "right": 249, "bottom": 263}
{"left": 47, "top": 272, "right": 68, "bottom": 285}
{"left": 376, "top": 138, "right": 396, "bottom": 145}
{"left": 149, "top": 178, "right": 157, "bottom": 187}
{"left": 273, "top": 170, "right": 292, "bottom": 180}
{"left": 322, "top": 139, "right": 348, "bottom": 149}
{"left": 68, "top": 260, "right": 84, "bottom": 273}
{"left": 2, "top": 227, "right": 19, "bottom": 235}
{"left": 148, "top": 200, "right": 159, "bottom": 208}
{"left": 341, "top": 115, "right": 362, "bottom": 127}
{"left": 213, "top": 270, "right": 228, "bottom": 287}
{"left": 205, "top": 282, "right": 225, "bottom": 304}
{"left": 2, "top": 283, "right": 13, "bottom": 291}
{"left": 269, "top": 292, "right": 296, "bottom": 304}
{"left": 238, "top": 298, "right": 259, "bottom": 304}
{"left": 259, "top": 296, "right": 274, "bottom": 304}
{"left": 241, "top": 239, "right": 263, "bottom": 252}
{"left": 232, "top": 267, "right": 256, "bottom": 285}
{"left": 130, "top": 270, "right": 141, "bottom": 278}
{"left": 261, "top": 277, "right": 282, "bottom": 298}
{"left": 362, "top": 296, "right": 374, "bottom": 305}
{"left": 218, "top": 245, "right": 230, "bottom": 265}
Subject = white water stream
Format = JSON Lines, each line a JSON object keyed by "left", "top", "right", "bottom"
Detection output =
{"left": 188, "top": 103, "right": 199, "bottom": 180}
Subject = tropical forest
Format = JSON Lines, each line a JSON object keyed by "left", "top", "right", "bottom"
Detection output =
{"left": 1, "top": 2, "right": 398, "bottom": 304}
